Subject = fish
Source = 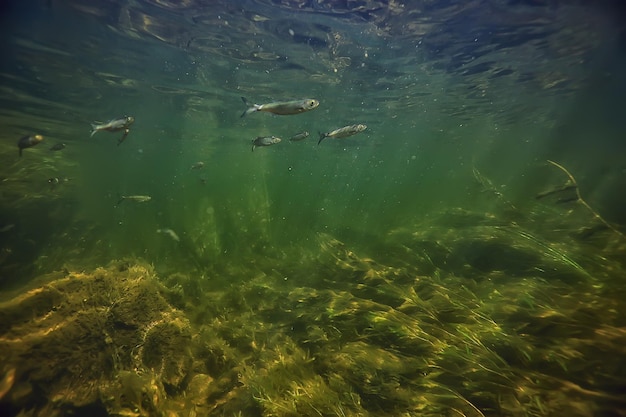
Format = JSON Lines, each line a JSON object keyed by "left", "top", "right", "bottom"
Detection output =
{"left": 48, "top": 177, "right": 60, "bottom": 189}
{"left": 49, "top": 142, "right": 66, "bottom": 151}
{"left": 289, "top": 131, "right": 310, "bottom": 142}
{"left": 17, "top": 134, "right": 44, "bottom": 156}
{"left": 241, "top": 97, "right": 319, "bottom": 117}
{"left": 117, "top": 195, "right": 152, "bottom": 205}
{"left": 48, "top": 177, "right": 70, "bottom": 189}
{"left": 0, "top": 368, "right": 16, "bottom": 400}
{"left": 318, "top": 124, "right": 367, "bottom": 145}
{"left": 157, "top": 228, "right": 180, "bottom": 242}
{"left": 90, "top": 116, "right": 135, "bottom": 137}
{"left": 252, "top": 136, "right": 282, "bottom": 152}
{"left": 0, "top": 224, "right": 15, "bottom": 233}
{"left": 191, "top": 161, "right": 205, "bottom": 170}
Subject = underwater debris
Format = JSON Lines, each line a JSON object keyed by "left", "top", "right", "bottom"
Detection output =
{"left": 535, "top": 183, "right": 578, "bottom": 201}
{"left": 542, "top": 160, "right": 625, "bottom": 240}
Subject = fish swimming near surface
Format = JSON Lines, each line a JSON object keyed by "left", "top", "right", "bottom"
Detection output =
{"left": 318, "top": 124, "right": 367, "bottom": 145}
{"left": 17, "top": 134, "right": 44, "bottom": 156}
{"left": 116, "top": 195, "right": 152, "bottom": 205}
{"left": 49, "top": 143, "right": 66, "bottom": 151}
{"left": 289, "top": 131, "right": 310, "bottom": 142}
{"left": 191, "top": 161, "right": 205, "bottom": 170}
{"left": 252, "top": 136, "right": 282, "bottom": 151}
{"left": 91, "top": 116, "right": 135, "bottom": 137}
{"left": 157, "top": 228, "right": 180, "bottom": 242}
{"left": 241, "top": 97, "right": 319, "bottom": 117}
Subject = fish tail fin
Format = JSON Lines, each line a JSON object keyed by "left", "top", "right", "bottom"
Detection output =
{"left": 116, "top": 195, "right": 125, "bottom": 206}
{"left": 90, "top": 124, "right": 98, "bottom": 137}
{"left": 317, "top": 132, "right": 326, "bottom": 145}
{"left": 240, "top": 97, "right": 259, "bottom": 117}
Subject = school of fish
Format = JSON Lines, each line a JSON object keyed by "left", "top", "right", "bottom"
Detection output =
{"left": 240, "top": 96, "right": 367, "bottom": 151}
{"left": 11, "top": 94, "right": 368, "bottom": 236}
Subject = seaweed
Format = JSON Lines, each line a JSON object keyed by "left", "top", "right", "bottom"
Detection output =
{"left": 2, "top": 199, "right": 626, "bottom": 416}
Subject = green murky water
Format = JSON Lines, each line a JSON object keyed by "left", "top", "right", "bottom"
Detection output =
{"left": 1, "top": 1, "right": 625, "bottom": 416}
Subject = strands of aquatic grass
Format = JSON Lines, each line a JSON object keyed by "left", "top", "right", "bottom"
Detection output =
{"left": 5, "top": 201, "right": 625, "bottom": 417}
{"left": 472, "top": 165, "right": 518, "bottom": 211}
{"left": 364, "top": 309, "right": 439, "bottom": 352}
{"left": 494, "top": 226, "right": 592, "bottom": 280}
{"left": 546, "top": 159, "right": 625, "bottom": 240}
{"left": 241, "top": 338, "right": 369, "bottom": 417}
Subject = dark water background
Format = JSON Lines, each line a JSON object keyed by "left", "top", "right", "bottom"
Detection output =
{"left": 1, "top": 2, "right": 626, "bottom": 416}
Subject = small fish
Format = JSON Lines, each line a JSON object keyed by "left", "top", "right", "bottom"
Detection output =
{"left": 91, "top": 116, "right": 135, "bottom": 137}
{"left": 48, "top": 177, "right": 70, "bottom": 189}
{"left": 191, "top": 161, "right": 205, "bottom": 170}
{"left": 318, "top": 124, "right": 367, "bottom": 145}
{"left": 289, "top": 131, "right": 310, "bottom": 142}
{"left": 0, "top": 224, "right": 15, "bottom": 233}
{"left": 17, "top": 134, "right": 44, "bottom": 157}
{"left": 241, "top": 97, "right": 319, "bottom": 117}
{"left": 0, "top": 368, "right": 16, "bottom": 400}
{"left": 252, "top": 136, "right": 282, "bottom": 152}
{"left": 49, "top": 142, "right": 66, "bottom": 151}
{"left": 157, "top": 228, "right": 180, "bottom": 242}
{"left": 117, "top": 195, "right": 152, "bottom": 205}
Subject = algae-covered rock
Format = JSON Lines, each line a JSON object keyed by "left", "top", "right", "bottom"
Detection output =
{"left": 140, "top": 315, "right": 193, "bottom": 391}
{"left": 0, "top": 260, "right": 194, "bottom": 416}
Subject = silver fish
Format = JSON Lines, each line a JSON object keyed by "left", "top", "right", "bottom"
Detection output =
{"left": 252, "top": 136, "right": 281, "bottom": 152}
{"left": 117, "top": 195, "right": 151, "bottom": 204}
{"left": 91, "top": 116, "right": 135, "bottom": 137}
{"left": 241, "top": 97, "right": 319, "bottom": 117}
{"left": 191, "top": 161, "right": 205, "bottom": 170}
{"left": 157, "top": 228, "right": 180, "bottom": 242}
{"left": 318, "top": 124, "right": 367, "bottom": 145}
{"left": 289, "top": 131, "right": 310, "bottom": 142}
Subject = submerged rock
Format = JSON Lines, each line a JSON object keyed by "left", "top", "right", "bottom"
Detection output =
{"left": 0, "top": 260, "right": 194, "bottom": 416}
